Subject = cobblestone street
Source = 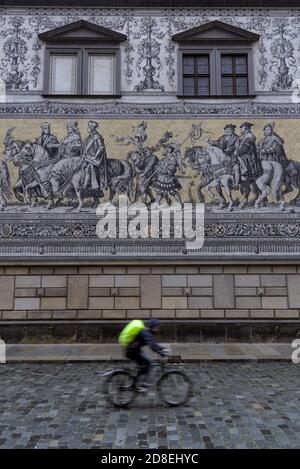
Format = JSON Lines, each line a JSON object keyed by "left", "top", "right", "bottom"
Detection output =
{"left": 0, "top": 362, "right": 300, "bottom": 449}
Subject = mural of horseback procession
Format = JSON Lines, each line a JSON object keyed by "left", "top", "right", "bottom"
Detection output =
{"left": 1, "top": 118, "right": 300, "bottom": 212}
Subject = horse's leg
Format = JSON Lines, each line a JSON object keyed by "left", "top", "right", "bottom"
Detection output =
{"left": 216, "top": 184, "right": 227, "bottom": 209}
{"left": 146, "top": 187, "right": 155, "bottom": 204}
{"left": 14, "top": 185, "right": 24, "bottom": 203}
{"left": 290, "top": 186, "right": 300, "bottom": 205}
{"left": 126, "top": 190, "right": 133, "bottom": 204}
{"left": 0, "top": 190, "right": 4, "bottom": 211}
{"left": 30, "top": 192, "right": 37, "bottom": 208}
{"left": 44, "top": 187, "right": 54, "bottom": 210}
{"left": 165, "top": 194, "right": 172, "bottom": 206}
{"left": 72, "top": 173, "right": 84, "bottom": 211}
{"left": 238, "top": 183, "right": 250, "bottom": 209}
{"left": 197, "top": 181, "right": 206, "bottom": 203}
{"left": 25, "top": 181, "right": 40, "bottom": 207}
{"left": 247, "top": 183, "right": 259, "bottom": 207}
{"left": 254, "top": 175, "right": 270, "bottom": 209}
{"left": 174, "top": 193, "right": 183, "bottom": 208}
{"left": 283, "top": 184, "right": 297, "bottom": 204}
{"left": 270, "top": 162, "right": 285, "bottom": 210}
{"left": 215, "top": 184, "right": 226, "bottom": 208}
{"left": 109, "top": 189, "right": 116, "bottom": 205}
{"left": 207, "top": 184, "right": 216, "bottom": 200}
{"left": 2, "top": 194, "right": 7, "bottom": 210}
{"left": 153, "top": 193, "right": 163, "bottom": 208}
{"left": 204, "top": 180, "right": 220, "bottom": 203}
{"left": 91, "top": 193, "right": 100, "bottom": 208}
{"left": 76, "top": 192, "right": 84, "bottom": 211}
{"left": 219, "top": 176, "right": 234, "bottom": 211}
{"left": 54, "top": 197, "right": 64, "bottom": 207}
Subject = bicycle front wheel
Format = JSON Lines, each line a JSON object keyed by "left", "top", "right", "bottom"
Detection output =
{"left": 104, "top": 370, "right": 135, "bottom": 408}
{"left": 157, "top": 370, "right": 192, "bottom": 407}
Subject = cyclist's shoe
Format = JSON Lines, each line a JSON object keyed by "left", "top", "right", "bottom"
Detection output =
{"left": 134, "top": 381, "right": 150, "bottom": 393}
{"left": 136, "top": 385, "right": 148, "bottom": 393}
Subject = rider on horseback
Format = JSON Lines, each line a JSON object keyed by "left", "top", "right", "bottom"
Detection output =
{"left": 59, "top": 120, "right": 82, "bottom": 159}
{"left": 35, "top": 122, "right": 59, "bottom": 158}
{"left": 233, "top": 122, "right": 263, "bottom": 189}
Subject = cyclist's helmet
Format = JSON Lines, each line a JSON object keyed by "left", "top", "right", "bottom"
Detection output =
{"left": 146, "top": 319, "right": 161, "bottom": 332}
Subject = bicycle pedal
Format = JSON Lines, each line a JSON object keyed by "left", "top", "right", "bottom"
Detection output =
{"left": 136, "top": 386, "right": 148, "bottom": 393}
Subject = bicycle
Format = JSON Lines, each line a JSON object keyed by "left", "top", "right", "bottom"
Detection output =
{"left": 101, "top": 359, "right": 192, "bottom": 408}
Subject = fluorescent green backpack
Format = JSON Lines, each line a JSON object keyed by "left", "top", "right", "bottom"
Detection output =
{"left": 118, "top": 320, "right": 145, "bottom": 346}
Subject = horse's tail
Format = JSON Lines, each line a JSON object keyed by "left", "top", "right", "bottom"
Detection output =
{"left": 0, "top": 161, "right": 12, "bottom": 198}
{"left": 108, "top": 160, "right": 133, "bottom": 194}
{"left": 119, "top": 160, "right": 133, "bottom": 181}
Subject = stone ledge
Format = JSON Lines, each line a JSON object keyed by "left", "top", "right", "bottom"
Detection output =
{"left": 1, "top": 320, "right": 299, "bottom": 343}
{"left": 4, "top": 343, "right": 293, "bottom": 363}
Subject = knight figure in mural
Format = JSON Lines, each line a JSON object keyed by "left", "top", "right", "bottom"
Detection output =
{"left": 207, "top": 123, "right": 239, "bottom": 200}
{"left": 129, "top": 146, "right": 159, "bottom": 203}
{"left": 233, "top": 122, "right": 263, "bottom": 188}
{"left": 257, "top": 123, "right": 288, "bottom": 168}
{"left": 35, "top": 122, "right": 59, "bottom": 158}
{"left": 152, "top": 142, "right": 185, "bottom": 207}
{"left": 208, "top": 124, "right": 239, "bottom": 171}
{"left": 59, "top": 120, "right": 82, "bottom": 159}
{"left": 81, "top": 120, "right": 108, "bottom": 201}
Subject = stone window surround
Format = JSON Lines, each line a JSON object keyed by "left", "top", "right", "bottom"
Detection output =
{"left": 176, "top": 44, "right": 256, "bottom": 98}
{"left": 43, "top": 45, "right": 122, "bottom": 98}
{"left": 39, "top": 20, "right": 126, "bottom": 99}
{"left": 173, "top": 20, "right": 259, "bottom": 99}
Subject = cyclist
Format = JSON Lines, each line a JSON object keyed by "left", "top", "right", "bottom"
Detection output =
{"left": 125, "top": 319, "right": 166, "bottom": 392}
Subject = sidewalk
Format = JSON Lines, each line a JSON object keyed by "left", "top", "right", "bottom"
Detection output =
{"left": 3, "top": 343, "right": 293, "bottom": 362}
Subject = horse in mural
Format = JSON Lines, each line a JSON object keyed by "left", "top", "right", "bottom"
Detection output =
{"left": 185, "top": 146, "right": 285, "bottom": 210}
{"left": 6, "top": 140, "right": 61, "bottom": 207}
{"left": 48, "top": 155, "right": 133, "bottom": 210}
{"left": 281, "top": 160, "right": 300, "bottom": 206}
{"left": 11, "top": 142, "right": 133, "bottom": 211}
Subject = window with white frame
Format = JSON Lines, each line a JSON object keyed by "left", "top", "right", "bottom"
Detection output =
{"left": 39, "top": 20, "right": 126, "bottom": 97}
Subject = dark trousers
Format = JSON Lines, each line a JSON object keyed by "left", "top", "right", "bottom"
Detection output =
{"left": 126, "top": 349, "right": 152, "bottom": 385}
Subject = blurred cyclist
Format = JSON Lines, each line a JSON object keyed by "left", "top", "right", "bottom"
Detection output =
{"left": 122, "top": 319, "right": 166, "bottom": 392}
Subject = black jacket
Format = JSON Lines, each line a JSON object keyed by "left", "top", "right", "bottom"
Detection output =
{"left": 127, "top": 328, "right": 164, "bottom": 355}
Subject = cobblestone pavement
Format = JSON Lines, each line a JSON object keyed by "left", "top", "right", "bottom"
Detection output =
{"left": 0, "top": 363, "right": 300, "bottom": 449}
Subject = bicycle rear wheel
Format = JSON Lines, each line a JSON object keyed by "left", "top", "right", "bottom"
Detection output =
{"left": 157, "top": 370, "right": 192, "bottom": 407}
{"left": 104, "top": 370, "right": 135, "bottom": 407}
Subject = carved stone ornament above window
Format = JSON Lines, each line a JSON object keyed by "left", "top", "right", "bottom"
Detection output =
{"left": 172, "top": 20, "right": 260, "bottom": 44}
{"left": 38, "top": 19, "right": 127, "bottom": 44}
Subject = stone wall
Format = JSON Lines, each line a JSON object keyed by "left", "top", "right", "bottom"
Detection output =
{"left": 0, "top": 264, "right": 300, "bottom": 321}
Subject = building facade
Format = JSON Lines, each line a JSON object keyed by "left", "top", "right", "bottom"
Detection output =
{"left": 0, "top": 1, "right": 300, "bottom": 342}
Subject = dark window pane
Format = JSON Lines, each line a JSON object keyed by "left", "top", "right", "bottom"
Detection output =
{"left": 221, "top": 76, "right": 233, "bottom": 95}
{"left": 197, "top": 77, "right": 210, "bottom": 95}
{"left": 183, "top": 56, "right": 194, "bottom": 74}
{"left": 196, "top": 55, "right": 209, "bottom": 74}
{"left": 236, "top": 77, "right": 248, "bottom": 95}
{"left": 221, "top": 56, "right": 233, "bottom": 74}
{"left": 183, "top": 77, "right": 195, "bottom": 95}
{"left": 235, "top": 55, "right": 248, "bottom": 74}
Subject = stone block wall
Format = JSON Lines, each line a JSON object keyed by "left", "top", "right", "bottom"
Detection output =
{"left": 0, "top": 264, "right": 300, "bottom": 323}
